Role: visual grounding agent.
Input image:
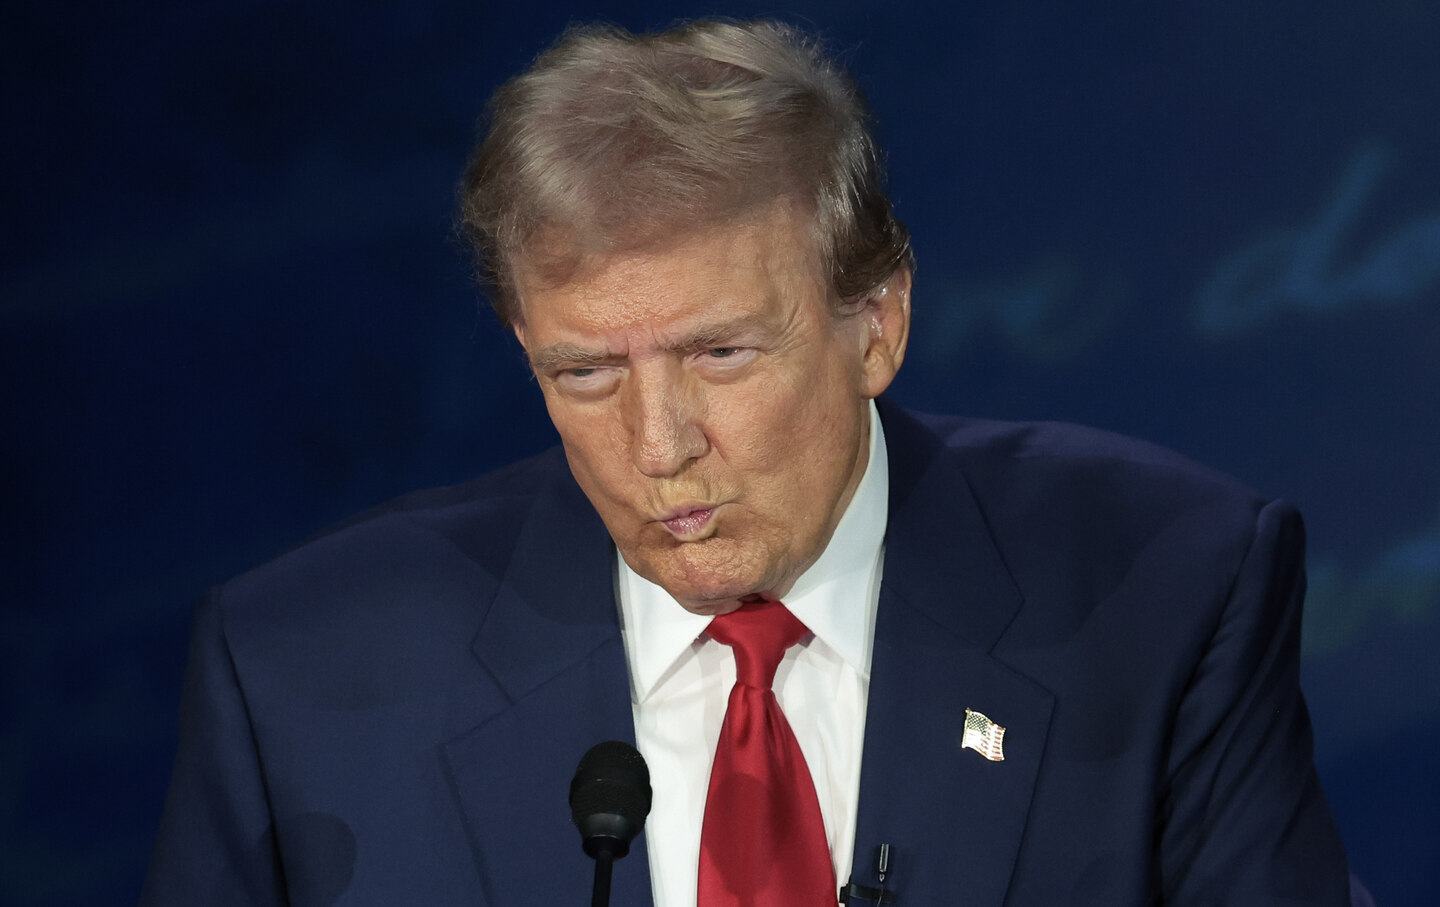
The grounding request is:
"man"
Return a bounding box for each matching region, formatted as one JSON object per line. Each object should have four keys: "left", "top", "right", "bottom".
{"left": 144, "top": 19, "right": 1351, "bottom": 906}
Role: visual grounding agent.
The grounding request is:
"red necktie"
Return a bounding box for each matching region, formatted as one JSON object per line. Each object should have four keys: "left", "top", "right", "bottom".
{"left": 697, "top": 600, "right": 837, "bottom": 906}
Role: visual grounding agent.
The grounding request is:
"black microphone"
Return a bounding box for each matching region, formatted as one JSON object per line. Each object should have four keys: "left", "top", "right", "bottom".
{"left": 842, "top": 843, "right": 897, "bottom": 904}
{"left": 569, "top": 741, "right": 652, "bottom": 907}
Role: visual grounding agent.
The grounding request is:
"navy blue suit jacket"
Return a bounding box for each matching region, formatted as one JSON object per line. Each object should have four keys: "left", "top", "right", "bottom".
{"left": 143, "top": 401, "right": 1350, "bottom": 905}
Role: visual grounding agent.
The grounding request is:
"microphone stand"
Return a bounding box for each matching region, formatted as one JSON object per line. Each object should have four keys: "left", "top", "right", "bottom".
{"left": 590, "top": 847, "right": 615, "bottom": 907}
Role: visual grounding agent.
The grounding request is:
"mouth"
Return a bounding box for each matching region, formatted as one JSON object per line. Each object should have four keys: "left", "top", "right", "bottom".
{"left": 660, "top": 505, "right": 716, "bottom": 540}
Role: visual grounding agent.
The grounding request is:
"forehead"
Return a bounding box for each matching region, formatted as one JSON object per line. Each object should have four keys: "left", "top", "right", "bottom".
{"left": 512, "top": 206, "right": 829, "bottom": 334}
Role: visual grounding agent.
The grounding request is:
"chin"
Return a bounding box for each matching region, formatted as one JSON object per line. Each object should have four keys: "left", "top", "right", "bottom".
{"left": 621, "top": 528, "right": 790, "bottom": 609}
{"left": 673, "top": 597, "right": 748, "bottom": 617}
{"left": 653, "top": 572, "right": 750, "bottom": 611}
{"left": 664, "top": 566, "right": 786, "bottom": 616}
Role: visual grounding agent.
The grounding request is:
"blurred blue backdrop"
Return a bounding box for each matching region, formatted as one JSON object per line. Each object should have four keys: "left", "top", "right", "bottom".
{"left": 4, "top": 1, "right": 1437, "bottom": 904}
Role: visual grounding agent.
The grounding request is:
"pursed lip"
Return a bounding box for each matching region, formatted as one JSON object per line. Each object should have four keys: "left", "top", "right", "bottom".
{"left": 658, "top": 504, "right": 718, "bottom": 540}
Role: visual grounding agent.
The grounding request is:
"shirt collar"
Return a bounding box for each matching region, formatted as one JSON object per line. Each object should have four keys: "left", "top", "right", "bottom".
{"left": 619, "top": 401, "right": 889, "bottom": 702}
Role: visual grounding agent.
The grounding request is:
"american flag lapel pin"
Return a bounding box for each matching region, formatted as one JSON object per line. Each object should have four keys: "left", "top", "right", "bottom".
{"left": 962, "top": 708, "right": 1006, "bottom": 761}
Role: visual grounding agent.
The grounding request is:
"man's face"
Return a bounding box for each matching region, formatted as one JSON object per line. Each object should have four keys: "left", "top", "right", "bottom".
{"left": 514, "top": 206, "right": 909, "bottom": 615}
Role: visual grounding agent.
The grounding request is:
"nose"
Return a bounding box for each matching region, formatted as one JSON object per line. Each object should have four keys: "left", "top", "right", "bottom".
{"left": 628, "top": 366, "right": 708, "bottom": 478}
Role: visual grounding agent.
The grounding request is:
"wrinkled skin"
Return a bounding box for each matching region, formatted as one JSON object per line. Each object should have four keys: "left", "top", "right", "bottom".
{"left": 514, "top": 206, "right": 910, "bottom": 615}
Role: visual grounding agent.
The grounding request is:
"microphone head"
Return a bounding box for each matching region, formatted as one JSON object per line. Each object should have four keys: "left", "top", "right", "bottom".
{"left": 569, "top": 741, "right": 652, "bottom": 860}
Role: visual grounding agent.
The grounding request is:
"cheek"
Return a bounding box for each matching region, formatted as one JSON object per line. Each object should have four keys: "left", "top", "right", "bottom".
{"left": 706, "top": 392, "right": 795, "bottom": 469}
{"left": 548, "top": 405, "right": 624, "bottom": 479}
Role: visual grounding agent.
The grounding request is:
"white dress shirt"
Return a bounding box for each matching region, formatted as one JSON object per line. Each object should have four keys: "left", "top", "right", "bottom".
{"left": 617, "top": 402, "right": 888, "bottom": 907}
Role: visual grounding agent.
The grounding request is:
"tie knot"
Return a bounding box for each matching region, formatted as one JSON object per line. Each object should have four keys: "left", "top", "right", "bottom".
{"left": 706, "top": 600, "right": 807, "bottom": 690}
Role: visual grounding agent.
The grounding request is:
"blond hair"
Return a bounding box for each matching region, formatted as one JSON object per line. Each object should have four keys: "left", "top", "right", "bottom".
{"left": 458, "top": 18, "right": 913, "bottom": 326}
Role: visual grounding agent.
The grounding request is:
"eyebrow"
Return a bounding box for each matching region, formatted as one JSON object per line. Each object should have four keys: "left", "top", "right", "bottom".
{"left": 526, "top": 343, "right": 612, "bottom": 373}
{"left": 526, "top": 318, "right": 762, "bottom": 374}
{"left": 679, "top": 321, "right": 751, "bottom": 350}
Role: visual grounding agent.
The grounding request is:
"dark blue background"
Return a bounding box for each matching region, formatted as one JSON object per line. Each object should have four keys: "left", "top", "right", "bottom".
{"left": 4, "top": 2, "right": 1437, "bottom": 903}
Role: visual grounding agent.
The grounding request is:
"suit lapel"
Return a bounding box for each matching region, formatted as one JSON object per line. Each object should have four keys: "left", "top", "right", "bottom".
{"left": 849, "top": 403, "right": 1055, "bottom": 905}
{"left": 441, "top": 460, "right": 654, "bottom": 905}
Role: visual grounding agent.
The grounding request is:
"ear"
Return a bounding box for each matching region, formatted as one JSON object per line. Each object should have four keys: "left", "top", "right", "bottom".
{"left": 858, "top": 266, "right": 912, "bottom": 399}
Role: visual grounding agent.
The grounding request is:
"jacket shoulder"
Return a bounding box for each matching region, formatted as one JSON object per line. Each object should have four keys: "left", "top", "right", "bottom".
{"left": 237, "top": 447, "right": 567, "bottom": 585}
{"left": 205, "top": 447, "right": 576, "bottom": 705}
{"left": 913, "top": 411, "right": 1277, "bottom": 524}
{"left": 888, "top": 408, "right": 1297, "bottom": 637}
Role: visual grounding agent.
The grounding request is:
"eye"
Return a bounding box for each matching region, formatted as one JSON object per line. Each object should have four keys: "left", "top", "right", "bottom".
{"left": 691, "top": 345, "right": 756, "bottom": 376}
{"left": 552, "top": 364, "right": 618, "bottom": 394}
